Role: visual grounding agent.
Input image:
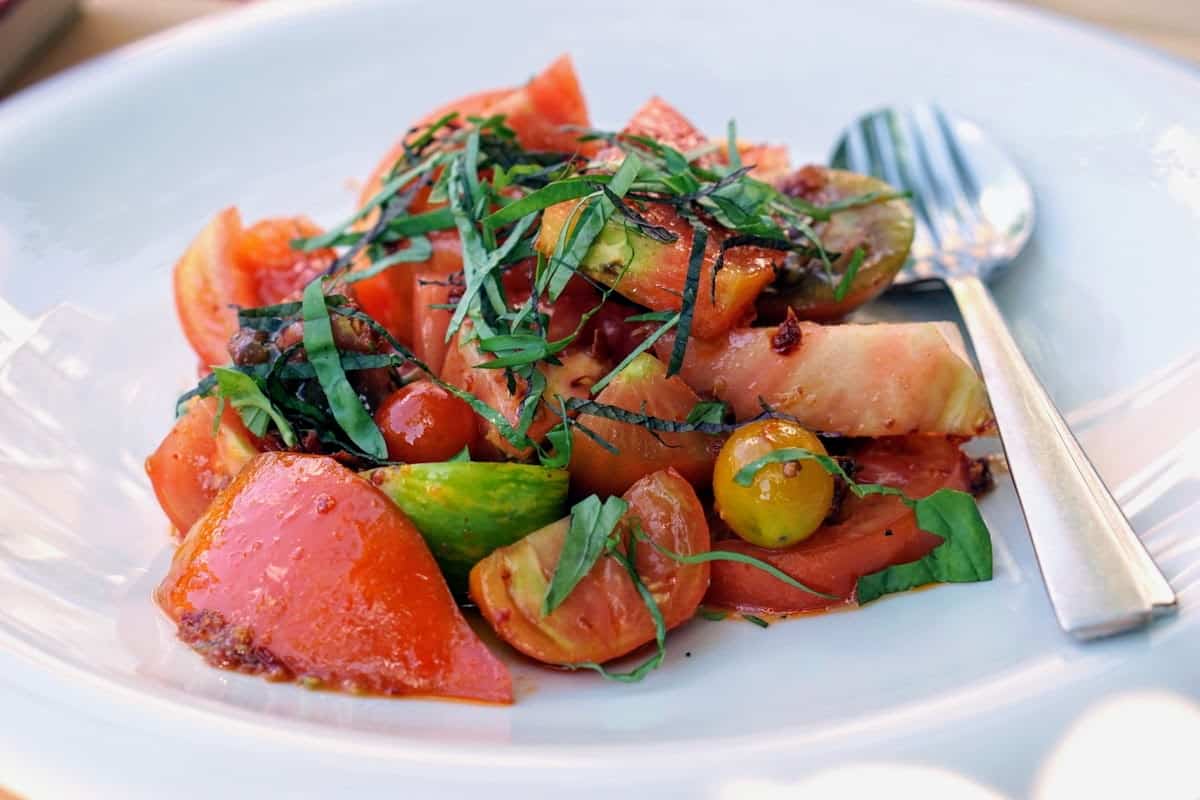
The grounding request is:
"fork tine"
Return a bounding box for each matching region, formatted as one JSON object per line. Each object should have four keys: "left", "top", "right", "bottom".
{"left": 907, "top": 105, "right": 986, "bottom": 238}
{"left": 866, "top": 110, "right": 948, "bottom": 253}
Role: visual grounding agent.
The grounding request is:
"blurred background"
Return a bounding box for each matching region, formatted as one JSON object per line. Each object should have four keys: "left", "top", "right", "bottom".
{"left": 0, "top": 0, "right": 1197, "bottom": 102}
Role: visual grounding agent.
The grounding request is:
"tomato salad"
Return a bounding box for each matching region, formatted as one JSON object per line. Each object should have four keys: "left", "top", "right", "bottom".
{"left": 147, "top": 56, "right": 996, "bottom": 704}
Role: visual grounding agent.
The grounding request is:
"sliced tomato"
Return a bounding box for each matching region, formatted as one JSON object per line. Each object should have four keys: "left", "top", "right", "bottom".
{"left": 569, "top": 353, "right": 721, "bottom": 499}
{"left": 157, "top": 452, "right": 512, "bottom": 702}
{"left": 470, "top": 469, "right": 710, "bottom": 666}
{"left": 705, "top": 436, "right": 974, "bottom": 614}
{"left": 144, "top": 397, "right": 258, "bottom": 535}
{"left": 660, "top": 318, "right": 995, "bottom": 437}
{"left": 174, "top": 210, "right": 334, "bottom": 366}
{"left": 411, "top": 266, "right": 458, "bottom": 375}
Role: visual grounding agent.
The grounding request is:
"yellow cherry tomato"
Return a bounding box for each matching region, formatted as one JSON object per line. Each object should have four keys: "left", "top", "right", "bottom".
{"left": 713, "top": 419, "right": 834, "bottom": 549}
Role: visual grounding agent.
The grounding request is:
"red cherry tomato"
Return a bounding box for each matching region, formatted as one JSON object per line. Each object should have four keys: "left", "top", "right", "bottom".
{"left": 156, "top": 452, "right": 512, "bottom": 702}
{"left": 373, "top": 380, "right": 478, "bottom": 464}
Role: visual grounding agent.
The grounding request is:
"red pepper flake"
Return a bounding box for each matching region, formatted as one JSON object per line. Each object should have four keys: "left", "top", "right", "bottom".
{"left": 770, "top": 310, "right": 803, "bottom": 355}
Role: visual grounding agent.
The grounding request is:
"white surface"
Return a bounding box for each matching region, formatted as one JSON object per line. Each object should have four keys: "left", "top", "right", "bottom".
{"left": 0, "top": 1, "right": 1198, "bottom": 797}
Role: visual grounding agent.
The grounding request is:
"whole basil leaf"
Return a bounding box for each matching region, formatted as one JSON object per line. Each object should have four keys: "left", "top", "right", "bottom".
{"left": 856, "top": 489, "right": 993, "bottom": 604}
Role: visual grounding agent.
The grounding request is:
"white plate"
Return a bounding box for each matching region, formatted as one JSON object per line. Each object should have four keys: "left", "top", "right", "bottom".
{"left": 2, "top": 1, "right": 1199, "bottom": 797}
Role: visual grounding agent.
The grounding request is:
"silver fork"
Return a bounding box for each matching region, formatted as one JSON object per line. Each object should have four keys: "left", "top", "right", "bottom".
{"left": 832, "top": 105, "right": 1176, "bottom": 639}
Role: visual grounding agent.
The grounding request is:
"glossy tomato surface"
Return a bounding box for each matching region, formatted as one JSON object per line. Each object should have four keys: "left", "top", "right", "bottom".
{"left": 705, "top": 436, "right": 974, "bottom": 614}
{"left": 469, "top": 469, "right": 710, "bottom": 666}
{"left": 144, "top": 396, "right": 257, "bottom": 535}
{"left": 374, "top": 380, "right": 478, "bottom": 463}
{"left": 156, "top": 452, "right": 512, "bottom": 702}
{"left": 173, "top": 209, "right": 334, "bottom": 366}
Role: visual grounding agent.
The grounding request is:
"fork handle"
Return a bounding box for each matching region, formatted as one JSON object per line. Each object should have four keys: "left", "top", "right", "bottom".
{"left": 946, "top": 274, "right": 1176, "bottom": 639}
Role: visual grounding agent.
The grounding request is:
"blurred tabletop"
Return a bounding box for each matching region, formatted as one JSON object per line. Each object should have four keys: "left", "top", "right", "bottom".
{"left": 2, "top": 0, "right": 1198, "bottom": 101}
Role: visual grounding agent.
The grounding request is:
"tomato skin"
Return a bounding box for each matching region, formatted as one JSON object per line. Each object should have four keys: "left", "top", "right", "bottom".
{"left": 569, "top": 354, "right": 721, "bottom": 499}
{"left": 144, "top": 397, "right": 258, "bottom": 535}
{"left": 353, "top": 230, "right": 462, "bottom": 347}
{"left": 174, "top": 210, "right": 335, "bottom": 367}
{"left": 704, "top": 436, "right": 973, "bottom": 614}
{"left": 173, "top": 208, "right": 254, "bottom": 367}
{"left": 231, "top": 217, "right": 332, "bottom": 306}
{"left": 469, "top": 469, "right": 710, "bottom": 666}
{"left": 374, "top": 380, "right": 478, "bottom": 463}
{"left": 156, "top": 452, "right": 512, "bottom": 702}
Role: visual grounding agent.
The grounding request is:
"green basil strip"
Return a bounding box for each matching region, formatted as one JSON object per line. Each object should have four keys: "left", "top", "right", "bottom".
{"left": 292, "top": 152, "right": 442, "bottom": 252}
{"left": 832, "top": 246, "right": 866, "bottom": 302}
{"left": 211, "top": 367, "right": 296, "bottom": 446}
{"left": 589, "top": 312, "right": 680, "bottom": 395}
{"left": 685, "top": 400, "right": 727, "bottom": 426}
{"left": 665, "top": 213, "right": 708, "bottom": 376}
{"left": 483, "top": 177, "right": 604, "bottom": 229}
{"left": 300, "top": 279, "right": 388, "bottom": 459}
{"left": 632, "top": 526, "right": 838, "bottom": 601}
{"left": 566, "top": 542, "right": 667, "bottom": 683}
{"left": 542, "top": 495, "right": 629, "bottom": 616}
{"left": 543, "top": 152, "right": 642, "bottom": 300}
{"left": 343, "top": 237, "right": 434, "bottom": 284}
{"left": 382, "top": 207, "right": 456, "bottom": 239}
{"left": 856, "top": 489, "right": 993, "bottom": 604}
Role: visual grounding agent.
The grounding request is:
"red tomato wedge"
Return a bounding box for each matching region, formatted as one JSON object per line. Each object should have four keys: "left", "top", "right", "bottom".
{"left": 144, "top": 397, "right": 258, "bottom": 535}
{"left": 705, "top": 436, "right": 974, "bottom": 614}
{"left": 537, "top": 97, "right": 778, "bottom": 340}
{"left": 173, "top": 208, "right": 253, "bottom": 367}
{"left": 569, "top": 353, "right": 722, "bottom": 499}
{"left": 156, "top": 452, "right": 512, "bottom": 702}
{"left": 174, "top": 210, "right": 334, "bottom": 366}
{"left": 661, "top": 318, "right": 995, "bottom": 437}
{"left": 470, "top": 469, "right": 710, "bottom": 666}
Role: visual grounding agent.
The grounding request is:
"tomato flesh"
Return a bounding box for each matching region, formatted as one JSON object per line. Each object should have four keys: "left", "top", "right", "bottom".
{"left": 374, "top": 380, "right": 478, "bottom": 463}
{"left": 569, "top": 353, "right": 721, "bottom": 499}
{"left": 144, "top": 397, "right": 258, "bottom": 535}
{"left": 469, "top": 469, "right": 710, "bottom": 666}
{"left": 353, "top": 229, "right": 462, "bottom": 347}
{"left": 156, "top": 452, "right": 512, "bottom": 702}
{"left": 704, "top": 436, "right": 973, "bottom": 614}
{"left": 174, "top": 210, "right": 334, "bottom": 367}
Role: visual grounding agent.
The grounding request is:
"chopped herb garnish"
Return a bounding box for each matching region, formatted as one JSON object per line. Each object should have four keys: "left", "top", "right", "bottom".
{"left": 742, "top": 614, "right": 770, "bottom": 628}
{"left": 542, "top": 495, "right": 629, "bottom": 616}
{"left": 211, "top": 367, "right": 296, "bottom": 446}
{"left": 300, "top": 279, "right": 388, "bottom": 460}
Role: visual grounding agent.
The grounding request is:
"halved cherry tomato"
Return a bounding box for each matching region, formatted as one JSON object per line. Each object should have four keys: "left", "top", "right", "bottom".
{"left": 470, "top": 469, "right": 710, "bottom": 666}
{"left": 157, "top": 452, "right": 512, "bottom": 702}
{"left": 704, "top": 436, "right": 973, "bottom": 614}
{"left": 144, "top": 396, "right": 258, "bottom": 535}
{"left": 569, "top": 353, "right": 721, "bottom": 499}
{"left": 374, "top": 380, "right": 478, "bottom": 463}
{"left": 174, "top": 210, "right": 334, "bottom": 366}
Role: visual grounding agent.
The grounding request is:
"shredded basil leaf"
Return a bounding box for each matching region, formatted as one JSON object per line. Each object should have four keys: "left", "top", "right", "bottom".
{"left": 211, "top": 367, "right": 296, "bottom": 446}
{"left": 300, "top": 279, "right": 388, "bottom": 459}
{"left": 542, "top": 495, "right": 629, "bottom": 616}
